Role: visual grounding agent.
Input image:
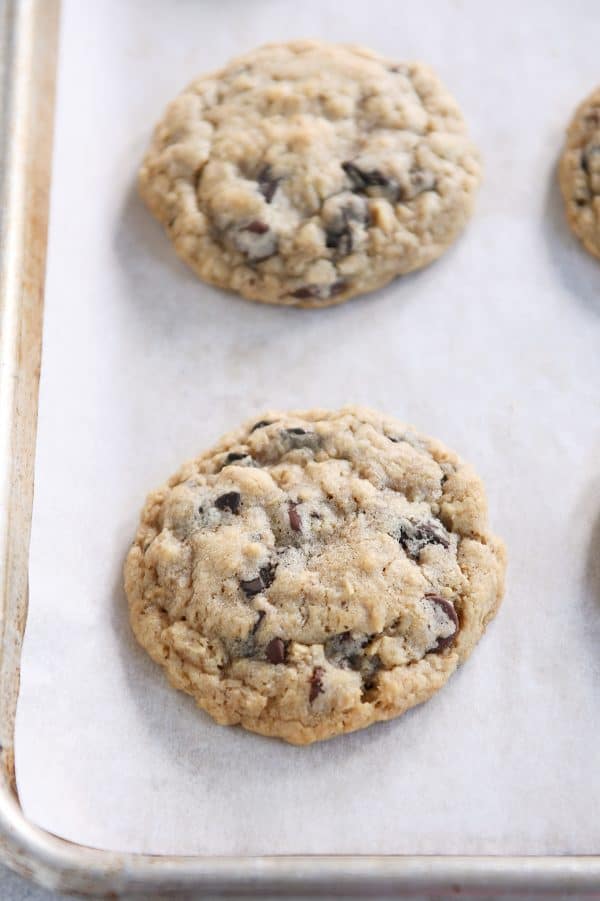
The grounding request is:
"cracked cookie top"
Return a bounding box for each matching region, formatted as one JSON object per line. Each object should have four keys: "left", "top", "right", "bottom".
{"left": 139, "top": 41, "right": 481, "bottom": 307}
{"left": 560, "top": 86, "right": 600, "bottom": 260}
{"left": 125, "top": 406, "right": 506, "bottom": 744}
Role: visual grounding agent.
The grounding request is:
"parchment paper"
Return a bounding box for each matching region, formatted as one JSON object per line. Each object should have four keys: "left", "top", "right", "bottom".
{"left": 14, "top": 0, "right": 600, "bottom": 855}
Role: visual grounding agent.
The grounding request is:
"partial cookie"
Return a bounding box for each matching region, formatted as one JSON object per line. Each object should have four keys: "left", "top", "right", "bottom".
{"left": 125, "top": 406, "right": 506, "bottom": 745}
{"left": 139, "top": 41, "right": 481, "bottom": 307}
{"left": 559, "top": 86, "right": 600, "bottom": 259}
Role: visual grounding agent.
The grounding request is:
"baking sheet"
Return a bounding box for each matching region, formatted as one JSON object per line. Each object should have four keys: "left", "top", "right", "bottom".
{"left": 14, "top": 0, "right": 600, "bottom": 856}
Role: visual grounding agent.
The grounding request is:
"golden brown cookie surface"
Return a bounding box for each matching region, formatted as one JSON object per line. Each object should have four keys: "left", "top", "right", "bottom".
{"left": 559, "top": 87, "right": 600, "bottom": 260}
{"left": 139, "top": 41, "right": 481, "bottom": 307}
{"left": 125, "top": 407, "right": 505, "bottom": 744}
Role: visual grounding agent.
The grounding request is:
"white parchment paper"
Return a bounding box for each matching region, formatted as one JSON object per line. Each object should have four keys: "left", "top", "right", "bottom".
{"left": 14, "top": 0, "right": 600, "bottom": 855}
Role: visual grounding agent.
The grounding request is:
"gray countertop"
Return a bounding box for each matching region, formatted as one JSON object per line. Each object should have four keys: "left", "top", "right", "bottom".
{"left": 0, "top": 864, "right": 70, "bottom": 900}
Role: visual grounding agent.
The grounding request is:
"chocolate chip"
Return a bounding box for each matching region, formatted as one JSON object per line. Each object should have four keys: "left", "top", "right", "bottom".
{"left": 397, "top": 519, "right": 450, "bottom": 559}
{"left": 240, "top": 577, "right": 264, "bottom": 597}
{"left": 291, "top": 285, "right": 319, "bottom": 300}
{"left": 288, "top": 502, "right": 302, "bottom": 532}
{"left": 282, "top": 428, "right": 321, "bottom": 451}
{"left": 361, "top": 655, "right": 382, "bottom": 693}
{"left": 257, "top": 165, "right": 280, "bottom": 204}
{"left": 265, "top": 637, "right": 287, "bottom": 664}
{"left": 342, "top": 161, "right": 401, "bottom": 202}
{"left": 215, "top": 491, "right": 241, "bottom": 514}
{"left": 325, "top": 634, "right": 382, "bottom": 691}
{"left": 259, "top": 561, "right": 277, "bottom": 589}
{"left": 329, "top": 280, "right": 347, "bottom": 296}
{"left": 322, "top": 192, "right": 368, "bottom": 258}
{"left": 326, "top": 225, "right": 353, "bottom": 255}
{"left": 291, "top": 282, "right": 348, "bottom": 300}
{"left": 251, "top": 610, "right": 266, "bottom": 634}
{"left": 250, "top": 420, "right": 272, "bottom": 432}
{"left": 426, "top": 594, "right": 459, "bottom": 652}
{"left": 225, "top": 452, "right": 249, "bottom": 464}
{"left": 342, "top": 161, "right": 389, "bottom": 190}
{"left": 325, "top": 631, "right": 368, "bottom": 668}
{"left": 309, "top": 666, "right": 325, "bottom": 702}
{"left": 244, "top": 220, "right": 270, "bottom": 234}
{"left": 241, "top": 561, "right": 277, "bottom": 599}
{"left": 233, "top": 222, "right": 277, "bottom": 261}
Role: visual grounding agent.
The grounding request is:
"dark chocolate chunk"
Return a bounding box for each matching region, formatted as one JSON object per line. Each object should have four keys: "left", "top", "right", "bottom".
{"left": 225, "top": 452, "right": 249, "bottom": 464}
{"left": 325, "top": 631, "right": 367, "bottom": 668}
{"left": 244, "top": 220, "right": 270, "bottom": 234}
{"left": 215, "top": 491, "right": 241, "bottom": 514}
{"left": 426, "top": 594, "right": 459, "bottom": 652}
{"left": 241, "top": 561, "right": 277, "bottom": 599}
{"left": 257, "top": 165, "right": 280, "bottom": 204}
{"left": 326, "top": 225, "right": 353, "bottom": 255}
{"left": 397, "top": 519, "right": 450, "bottom": 559}
{"left": 265, "top": 637, "right": 287, "bottom": 664}
{"left": 291, "top": 282, "right": 347, "bottom": 300}
{"left": 288, "top": 502, "right": 302, "bottom": 532}
{"left": 233, "top": 221, "right": 277, "bottom": 262}
{"left": 251, "top": 610, "right": 266, "bottom": 634}
{"left": 250, "top": 420, "right": 272, "bottom": 432}
{"left": 259, "top": 561, "right": 277, "bottom": 589}
{"left": 291, "top": 285, "right": 319, "bottom": 300}
{"left": 342, "top": 161, "right": 401, "bottom": 202}
{"left": 361, "top": 654, "right": 382, "bottom": 691}
{"left": 322, "top": 192, "right": 368, "bottom": 258}
{"left": 329, "top": 280, "right": 347, "bottom": 296}
{"left": 282, "top": 428, "right": 321, "bottom": 451}
{"left": 240, "top": 577, "right": 264, "bottom": 598}
{"left": 325, "top": 634, "right": 382, "bottom": 687}
{"left": 342, "top": 161, "right": 389, "bottom": 190}
{"left": 309, "top": 666, "right": 325, "bottom": 702}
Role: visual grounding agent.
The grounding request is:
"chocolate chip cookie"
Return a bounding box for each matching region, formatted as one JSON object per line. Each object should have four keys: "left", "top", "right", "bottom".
{"left": 559, "top": 86, "right": 600, "bottom": 259}
{"left": 125, "top": 407, "right": 505, "bottom": 744}
{"left": 139, "top": 41, "right": 481, "bottom": 307}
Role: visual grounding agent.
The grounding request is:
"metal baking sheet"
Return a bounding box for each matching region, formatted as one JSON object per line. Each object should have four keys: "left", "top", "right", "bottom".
{"left": 2, "top": 0, "right": 600, "bottom": 895}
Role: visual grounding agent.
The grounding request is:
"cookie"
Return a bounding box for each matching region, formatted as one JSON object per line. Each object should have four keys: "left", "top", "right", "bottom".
{"left": 125, "top": 407, "right": 505, "bottom": 745}
{"left": 559, "top": 86, "right": 600, "bottom": 259}
{"left": 139, "top": 41, "right": 481, "bottom": 307}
